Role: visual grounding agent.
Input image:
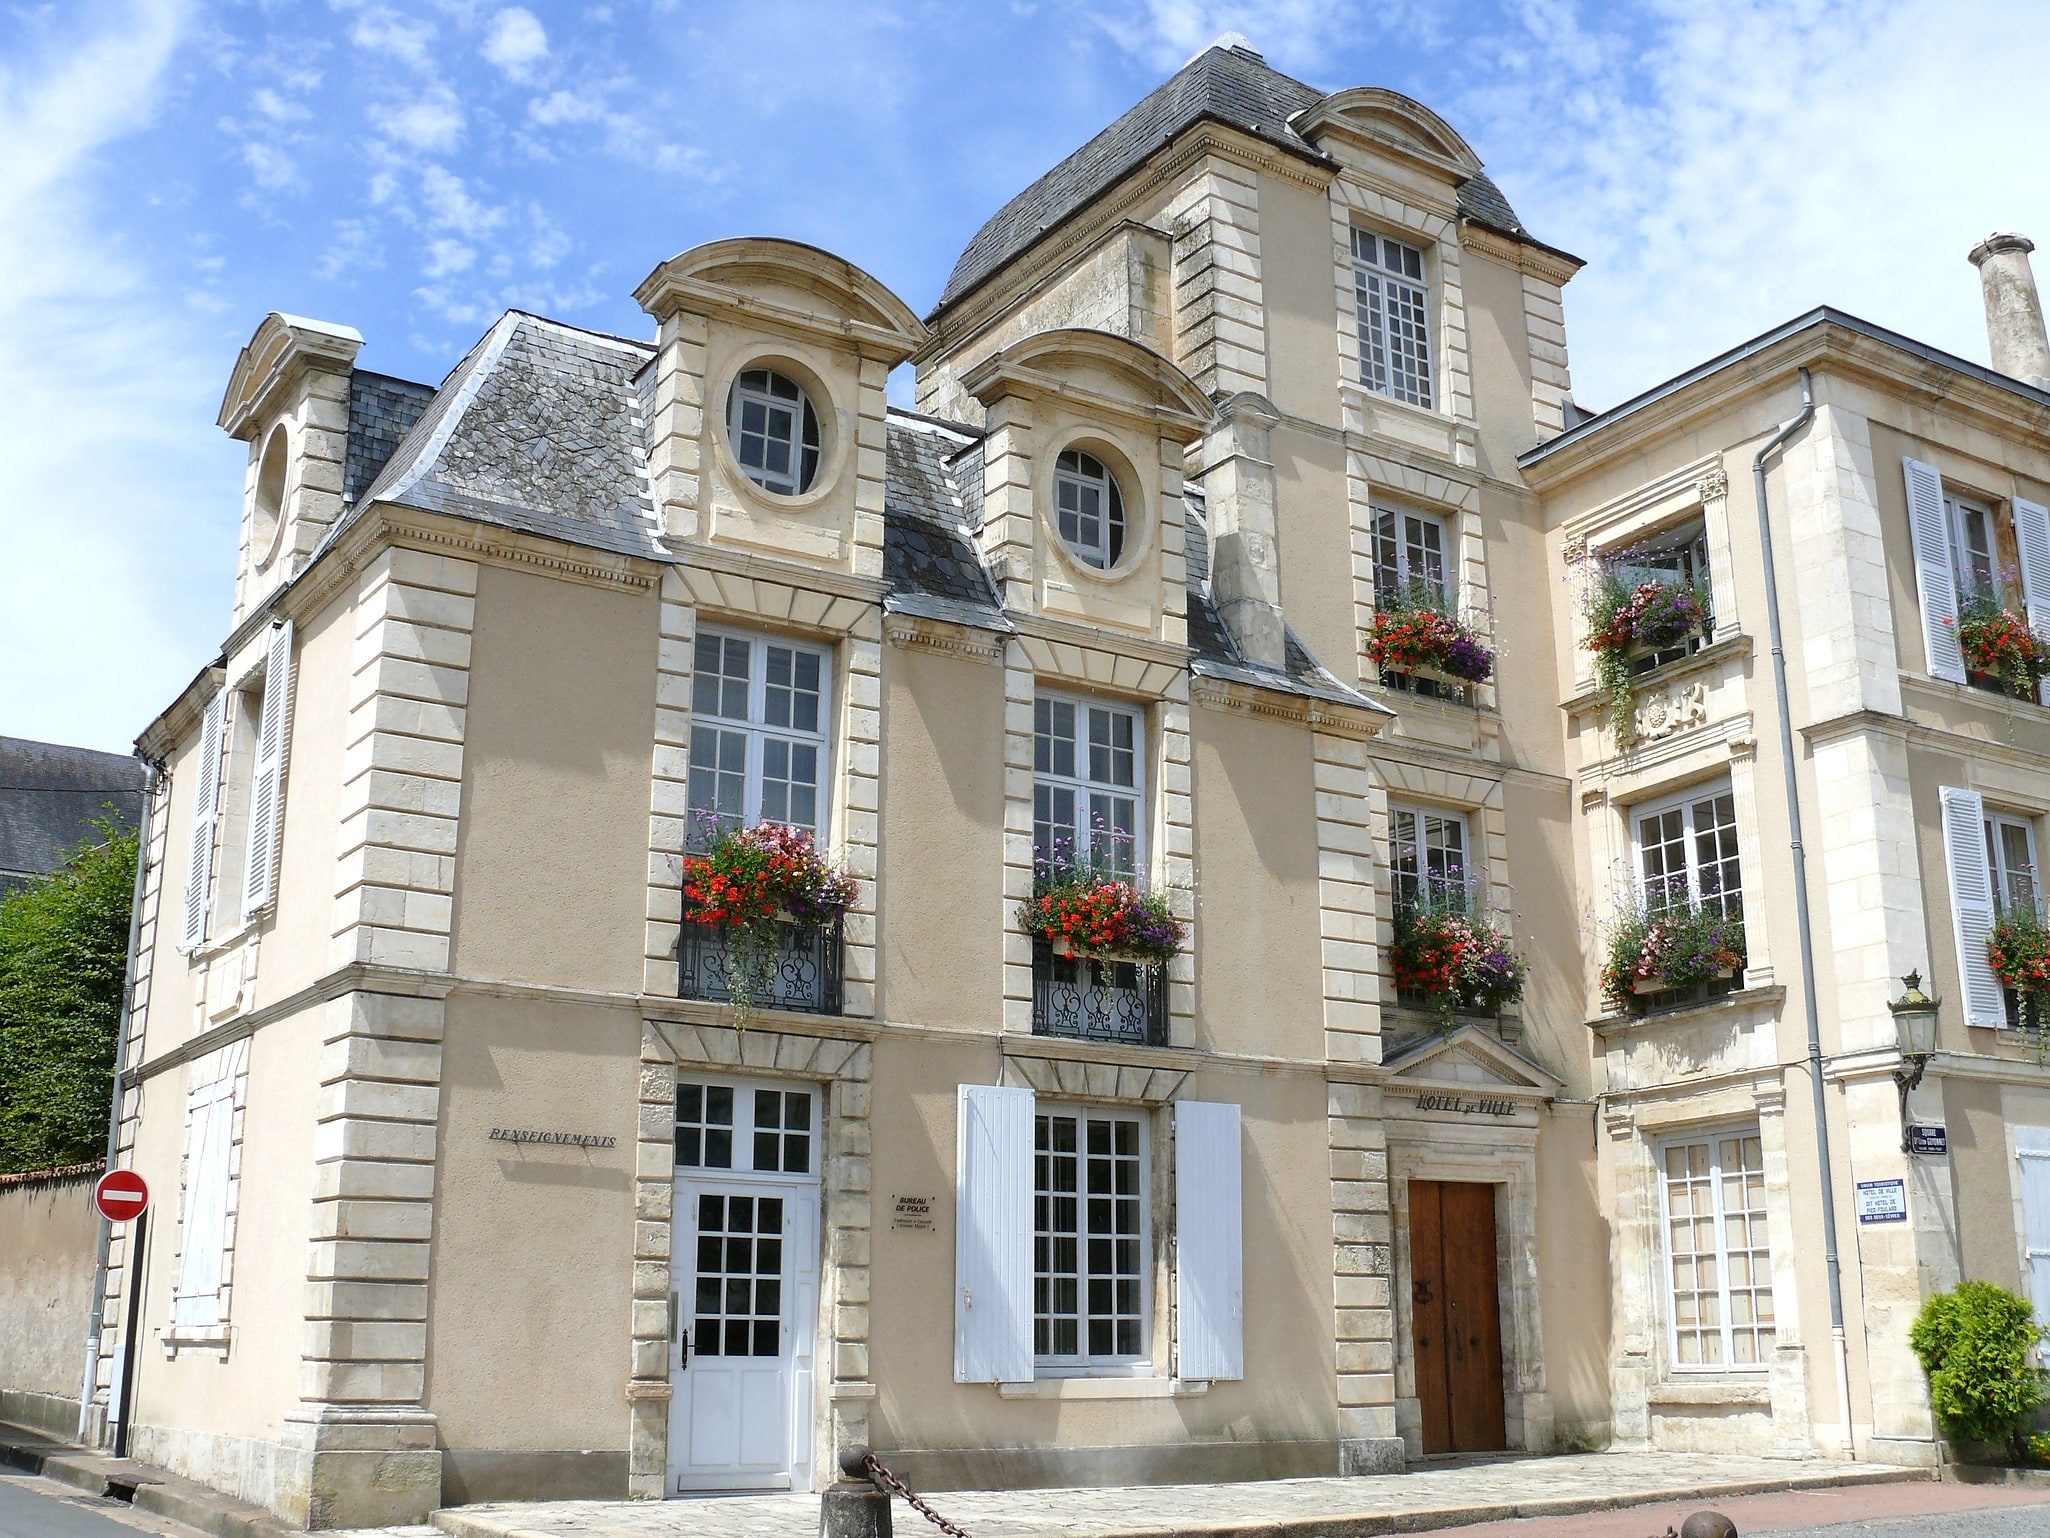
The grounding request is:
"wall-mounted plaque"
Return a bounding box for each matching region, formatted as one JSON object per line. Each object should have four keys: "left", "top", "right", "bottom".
{"left": 1856, "top": 1178, "right": 1907, "bottom": 1224}
{"left": 1906, "top": 1124, "right": 1948, "bottom": 1157}
{"left": 891, "top": 1194, "right": 935, "bottom": 1232}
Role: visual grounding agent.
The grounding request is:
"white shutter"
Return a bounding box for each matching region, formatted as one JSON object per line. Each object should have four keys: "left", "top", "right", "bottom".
{"left": 2018, "top": 1128, "right": 2050, "bottom": 1327}
{"left": 2013, "top": 497, "right": 2050, "bottom": 703}
{"left": 173, "top": 1076, "right": 235, "bottom": 1327}
{"left": 1174, "top": 1099, "right": 1244, "bottom": 1382}
{"left": 954, "top": 1083, "right": 1034, "bottom": 1383}
{"left": 1941, "top": 785, "right": 2006, "bottom": 1026}
{"left": 1905, "top": 457, "right": 1965, "bottom": 683}
{"left": 180, "top": 693, "right": 226, "bottom": 952}
{"left": 241, "top": 620, "right": 295, "bottom": 918}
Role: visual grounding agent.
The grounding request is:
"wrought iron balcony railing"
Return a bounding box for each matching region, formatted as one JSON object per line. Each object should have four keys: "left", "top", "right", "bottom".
{"left": 1030, "top": 938, "right": 1168, "bottom": 1046}
{"left": 678, "top": 915, "right": 844, "bottom": 1017}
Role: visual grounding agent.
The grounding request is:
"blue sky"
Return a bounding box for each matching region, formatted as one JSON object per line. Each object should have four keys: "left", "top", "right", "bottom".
{"left": 6, "top": 0, "right": 2050, "bottom": 751}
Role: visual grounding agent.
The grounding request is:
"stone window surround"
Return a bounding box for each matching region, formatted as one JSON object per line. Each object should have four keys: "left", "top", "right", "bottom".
{"left": 629, "top": 1018, "right": 875, "bottom": 1500}
{"left": 711, "top": 351, "right": 847, "bottom": 514}
{"left": 1328, "top": 178, "right": 1472, "bottom": 431}
{"left": 161, "top": 1038, "right": 252, "bottom": 1358}
{"left": 1346, "top": 451, "right": 1492, "bottom": 711}
{"left": 643, "top": 564, "right": 884, "bottom": 1014}
{"left": 1384, "top": 1121, "right": 1548, "bottom": 1458}
{"left": 1602, "top": 1084, "right": 1812, "bottom": 1452}
{"left": 1039, "top": 430, "right": 1156, "bottom": 586}
{"left": 1580, "top": 726, "right": 1775, "bottom": 1002}
{"left": 999, "top": 638, "right": 1194, "bottom": 1042}
{"left": 1559, "top": 458, "right": 1743, "bottom": 699}
{"left": 1366, "top": 764, "right": 1517, "bottom": 1022}
{"left": 1648, "top": 1120, "right": 1776, "bottom": 1376}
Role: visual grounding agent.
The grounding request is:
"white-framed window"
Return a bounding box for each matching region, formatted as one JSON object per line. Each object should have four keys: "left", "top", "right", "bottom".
{"left": 1054, "top": 449, "right": 1126, "bottom": 570}
{"left": 727, "top": 368, "right": 822, "bottom": 496}
{"left": 1372, "top": 503, "right": 1449, "bottom": 606}
{"left": 1611, "top": 519, "right": 1713, "bottom": 672}
{"left": 1633, "top": 782, "right": 1742, "bottom": 918}
{"left": 1352, "top": 227, "right": 1433, "bottom": 409}
{"left": 674, "top": 1077, "right": 815, "bottom": 1178}
{"left": 1034, "top": 1104, "right": 1147, "bottom": 1366}
{"left": 1389, "top": 803, "right": 1470, "bottom": 913}
{"left": 687, "top": 628, "right": 832, "bottom": 848}
{"left": 1947, "top": 490, "right": 2001, "bottom": 606}
{"left": 171, "top": 1062, "right": 242, "bottom": 1331}
{"left": 1033, "top": 692, "right": 1143, "bottom": 879}
{"left": 1986, "top": 809, "right": 2041, "bottom": 1030}
{"left": 1659, "top": 1130, "right": 1775, "bottom": 1369}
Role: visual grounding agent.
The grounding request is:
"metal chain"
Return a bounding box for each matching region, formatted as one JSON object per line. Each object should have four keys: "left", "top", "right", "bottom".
{"left": 861, "top": 1450, "right": 974, "bottom": 1538}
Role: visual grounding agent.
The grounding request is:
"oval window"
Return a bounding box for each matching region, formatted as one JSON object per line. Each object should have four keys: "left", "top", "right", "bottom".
{"left": 727, "top": 368, "right": 823, "bottom": 496}
{"left": 252, "top": 426, "right": 288, "bottom": 562}
{"left": 1054, "top": 449, "right": 1125, "bottom": 570}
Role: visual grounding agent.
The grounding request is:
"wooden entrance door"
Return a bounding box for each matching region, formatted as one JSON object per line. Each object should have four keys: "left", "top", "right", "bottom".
{"left": 1409, "top": 1180, "right": 1507, "bottom": 1454}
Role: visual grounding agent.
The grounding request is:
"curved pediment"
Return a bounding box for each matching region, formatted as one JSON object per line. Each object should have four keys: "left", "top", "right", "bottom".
{"left": 959, "top": 327, "right": 1214, "bottom": 441}
{"left": 1292, "top": 87, "right": 1484, "bottom": 177}
{"left": 217, "top": 312, "right": 364, "bottom": 440}
{"left": 634, "top": 236, "right": 929, "bottom": 362}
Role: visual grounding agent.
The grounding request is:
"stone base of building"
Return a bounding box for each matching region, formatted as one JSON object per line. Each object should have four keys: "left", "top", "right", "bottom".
{"left": 888, "top": 1437, "right": 1344, "bottom": 1491}
{"left": 128, "top": 1416, "right": 443, "bottom": 1530}
{"left": 1339, "top": 1435, "right": 1407, "bottom": 1475}
{"left": 1863, "top": 1434, "right": 1943, "bottom": 1468}
{"left": 441, "top": 1448, "right": 630, "bottom": 1505}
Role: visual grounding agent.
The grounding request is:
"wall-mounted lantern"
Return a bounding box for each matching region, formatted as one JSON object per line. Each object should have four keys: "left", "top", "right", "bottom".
{"left": 1890, "top": 971, "right": 1941, "bottom": 1153}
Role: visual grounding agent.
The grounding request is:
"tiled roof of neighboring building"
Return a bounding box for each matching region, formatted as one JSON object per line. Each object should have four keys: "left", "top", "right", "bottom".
{"left": 344, "top": 371, "right": 436, "bottom": 505}
{"left": 339, "top": 312, "right": 662, "bottom": 561}
{"left": 0, "top": 737, "right": 147, "bottom": 897}
{"left": 935, "top": 42, "right": 1544, "bottom": 312}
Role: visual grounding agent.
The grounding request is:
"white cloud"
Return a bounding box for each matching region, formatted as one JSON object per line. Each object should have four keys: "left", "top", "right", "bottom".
{"left": 350, "top": 7, "right": 436, "bottom": 72}
{"left": 528, "top": 88, "right": 605, "bottom": 126}
{"left": 424, "top": 236, "right": 475, "bottom": 276}
{"left": 242, "top": 139, "right": 300, "bottom": 191}
{"left": 483, "top": 7, "right": 549, "bottom": 79}
{"left": 419, "top": 164, "right": 504, "bottom": 237}
{"left": 371, "top": 87, "right": 465, "bottom": 152}
{"left": 0, "top": 0, "right": 242, "bottom": 752}
{"left": 251, "top": 85, "right": 308, "bottom": 122}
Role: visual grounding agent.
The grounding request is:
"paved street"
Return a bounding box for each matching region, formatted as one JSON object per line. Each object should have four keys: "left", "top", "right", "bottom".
{"left": 401, "top": 1453, "right": 1926, "bottom": 1538}
{"left": 1429, "top": 1478, "right": 2050, "bottom": 1534}
{"left": 0, "top": 1471, "right": 207, "bottom": 1538}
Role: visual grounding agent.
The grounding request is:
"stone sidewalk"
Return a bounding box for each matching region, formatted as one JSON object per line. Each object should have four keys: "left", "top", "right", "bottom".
{"left": 390, "top": 1452, "right": 1928, "bottom": 1538}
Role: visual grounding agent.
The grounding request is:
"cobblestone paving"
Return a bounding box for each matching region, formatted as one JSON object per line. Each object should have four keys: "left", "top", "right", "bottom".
{"left": 402, "top": 1453, "right": 1924, "bottom": 1538}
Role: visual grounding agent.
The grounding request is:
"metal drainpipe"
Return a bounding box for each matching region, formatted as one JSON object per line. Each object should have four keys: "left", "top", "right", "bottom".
{"left": 78, "top": 758, "right": 159, "bottom": 1445}
{"left": 1751, "top": 368, "right": 1856, "bottom": 1457}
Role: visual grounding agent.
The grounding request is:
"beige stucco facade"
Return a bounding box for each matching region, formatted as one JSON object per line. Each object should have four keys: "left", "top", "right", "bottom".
{"left": 71, "top": 33, "right": 2050, "bottom": 1534}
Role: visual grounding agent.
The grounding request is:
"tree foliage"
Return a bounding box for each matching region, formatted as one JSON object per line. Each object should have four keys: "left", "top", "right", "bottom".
{"left": 1909, "top": 1280, "right": 2048, "bottom": 1449}
{"left": 0, "top": 818, "right": 136, "bottom": 1173}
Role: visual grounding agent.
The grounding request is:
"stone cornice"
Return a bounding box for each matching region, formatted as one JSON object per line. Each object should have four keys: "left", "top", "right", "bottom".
{"left": 1457, "top": 221, "right": 1584, "bottom": 285}
{"left": 881, "top": 612, "right": 1007, "bottom": 665}
{"left": 1189, "top": 674, "right": 1388, "bottom": 739}
{"left": 1522, "top": 316, "right": 2050, "bottom": 490}
{"left": 1561, "top": 634, "right": 1754, "bottom": 719}
{"left": 666, "top": 535, "right": 889, "bottom": 612}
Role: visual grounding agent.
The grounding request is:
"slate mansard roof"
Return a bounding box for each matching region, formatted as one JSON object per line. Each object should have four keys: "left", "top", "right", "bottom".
{"left": 322, "top": 304, "right": 1367, "bottom": 713}
{"left": 0, "top": 737, "right": 147, "bottom": 897}
{"left": 936, "top": 41, "right": 1541, "bottom": 310}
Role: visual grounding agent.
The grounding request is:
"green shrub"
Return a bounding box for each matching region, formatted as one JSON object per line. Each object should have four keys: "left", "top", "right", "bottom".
{"left": 1908, "top": 1281, "right": 2048, "bottom": 1448}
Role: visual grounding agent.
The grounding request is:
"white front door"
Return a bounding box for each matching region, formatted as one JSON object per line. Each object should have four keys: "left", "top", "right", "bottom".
{"left": 668, "top": 1077, "right": 820, "bottom": 1493}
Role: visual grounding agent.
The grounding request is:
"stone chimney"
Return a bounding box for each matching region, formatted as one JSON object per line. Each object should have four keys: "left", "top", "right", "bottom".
{"left": 1201, "top": 392, "right": 1286, "bottom": 670}
{"left": 1969, "top": 233, "right": 2050, "bottom": 391}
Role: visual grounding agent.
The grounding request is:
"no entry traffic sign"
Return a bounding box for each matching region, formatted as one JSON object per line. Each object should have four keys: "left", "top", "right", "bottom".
{"left": 94, "top": 1169, "right": 149, "bottom": 1224}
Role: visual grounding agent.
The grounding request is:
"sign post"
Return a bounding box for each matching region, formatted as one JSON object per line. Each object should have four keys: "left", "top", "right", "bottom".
{"left": 94, "top": 1171, "right": 150, "bottom": 1458}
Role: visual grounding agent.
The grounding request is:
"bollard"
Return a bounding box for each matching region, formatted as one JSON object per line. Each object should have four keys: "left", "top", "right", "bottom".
{"left": 1679, "top": 1512, "right": 1737, "bottom": 1538}
{"left": 820, "top": 1444, "right": 893, "bottom": 1538}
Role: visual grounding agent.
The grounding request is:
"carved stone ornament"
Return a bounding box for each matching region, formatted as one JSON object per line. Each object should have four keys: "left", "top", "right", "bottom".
{"left": 1697, "top": 467, "right": 1730, "bottom": 502}
{"left": 1622, "top": 679, "right": 1708, "bottom": 745}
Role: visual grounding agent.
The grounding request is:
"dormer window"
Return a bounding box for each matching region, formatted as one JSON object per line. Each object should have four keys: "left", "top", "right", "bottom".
{"left": 1352, "top": 228, "right": 1433, "bottom": 409}
{"left": 728, "top": 368, "right": 822, "bottom": 496}
{"left": 1054, "top": 449, "right": 1125, "bottom": 569}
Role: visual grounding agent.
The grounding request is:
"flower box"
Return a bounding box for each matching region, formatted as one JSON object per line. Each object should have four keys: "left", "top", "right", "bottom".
{"left": 680, "top": 820, "right": 856, "bottom": 1023}
{"left": 1955, "top": 598, "right": 2050, "bottom": 699}
{"left": 1391, "top": 901, "right": 1525, "bottom": 1018}
{"left": 1632, "top": 966, "right": 1736, "bottom": 995}
{"left": 1368, "top": 589, "right": 1494, "bottom": 686}
{"left": 1020, "top": 867, "right": 1183, "bottom": 967}
{"left": 1577, "top": 558, "right": 1713, "bottom": 733}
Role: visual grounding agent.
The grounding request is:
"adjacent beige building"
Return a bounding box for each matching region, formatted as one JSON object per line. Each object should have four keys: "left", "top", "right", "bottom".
{"left": 73, "top": 33, "right": 2050, "bottom": 1531}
